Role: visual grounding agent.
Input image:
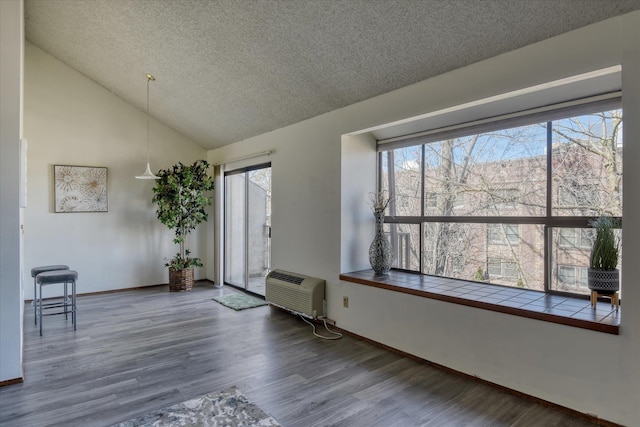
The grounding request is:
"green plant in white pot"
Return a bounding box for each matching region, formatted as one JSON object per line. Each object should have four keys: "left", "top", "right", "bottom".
{"left": 587, "top": 216, "right": 621, "bottom": 293}
{"left": 152, "top": 160, "right": 214, "bottom": 292}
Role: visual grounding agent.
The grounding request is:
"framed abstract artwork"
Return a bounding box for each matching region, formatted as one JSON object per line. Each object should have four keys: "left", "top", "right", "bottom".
{"left": 54, "top": 165, "right": 108, "bottom": 213}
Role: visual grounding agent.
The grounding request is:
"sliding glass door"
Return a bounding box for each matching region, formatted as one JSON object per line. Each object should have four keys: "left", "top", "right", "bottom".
{"left": 224, "top": 163, "right": 271, "bottom": 295}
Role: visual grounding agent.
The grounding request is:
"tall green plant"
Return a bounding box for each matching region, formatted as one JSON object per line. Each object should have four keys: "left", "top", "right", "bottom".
{"left": 152, "top": 160, "right": 214, "bottom": 269}
{"left": 589, "top": 216, "right": 621, "bottom": 271}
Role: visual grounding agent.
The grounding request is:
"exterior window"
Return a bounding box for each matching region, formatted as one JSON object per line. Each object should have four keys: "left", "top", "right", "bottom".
{"left": 558, "top": 265, "right": 588, "bottom": 289}
{"left": 488, "top": 258, "right": 519, "bottom": 280}
{"left": 425, "top": 192, "right": 438, "bottom": 208}
{"left": 558, "top": 228, "right": 594, "bottom": 249}
{"left": 380, "top": 105, "right": 622, "bottom": 296}
{"left": 551, "top": 226, "right": 619, "bottom": 295}
{"left": 488, "top": 224, "right": 519, "bottom": 245}
{"left": 558, "top": 182, "right": 599, "bottom": 210}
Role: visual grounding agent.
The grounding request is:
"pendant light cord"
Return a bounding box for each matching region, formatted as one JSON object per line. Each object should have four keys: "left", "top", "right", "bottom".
{"left": 146, "top": 74, "right": 152, "bottom": 164}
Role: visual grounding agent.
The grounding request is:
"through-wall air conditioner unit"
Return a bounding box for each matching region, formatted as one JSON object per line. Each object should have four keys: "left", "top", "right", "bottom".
{"left": 266, "top": 269, "right": 325, "bottom": 318}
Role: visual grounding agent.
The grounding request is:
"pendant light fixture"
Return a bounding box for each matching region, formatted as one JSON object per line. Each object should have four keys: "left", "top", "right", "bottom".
{"left": 135, "top": 73, "right": 159, "bottom": 179}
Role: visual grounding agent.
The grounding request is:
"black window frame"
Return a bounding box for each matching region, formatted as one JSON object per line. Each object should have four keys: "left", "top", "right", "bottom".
{"left": 377, "top": 95, "right": 622, "bottom": 297}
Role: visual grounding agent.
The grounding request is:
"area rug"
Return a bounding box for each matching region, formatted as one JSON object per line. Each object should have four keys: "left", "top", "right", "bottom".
{"left": 111, "top": 386, "right": 281, "bottom": 427}
{"left": 212, "top": 293, "right": 268, "bottom": 311}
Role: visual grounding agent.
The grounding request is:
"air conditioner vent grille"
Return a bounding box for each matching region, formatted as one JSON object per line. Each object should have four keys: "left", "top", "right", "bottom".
{"left": 266, "top": 269, "right": 325, "bottom": 318}
{"left": 269, "top": 271, "right": 304, "bottom": 285}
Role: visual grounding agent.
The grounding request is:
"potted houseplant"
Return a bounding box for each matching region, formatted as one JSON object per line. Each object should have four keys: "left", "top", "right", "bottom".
{"left": 152, "top": 160, "right": 214, "bottom": 292}
{"left": 587, "top": 215, "right": 621, "bottom": 293}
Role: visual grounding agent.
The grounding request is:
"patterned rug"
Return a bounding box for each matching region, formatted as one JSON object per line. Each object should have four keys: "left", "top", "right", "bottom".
{"left": 111, "top": 386, "right": 281, "bottom": 427}
{"left": 212, "top": 293, "right": 268, "bottom": 311}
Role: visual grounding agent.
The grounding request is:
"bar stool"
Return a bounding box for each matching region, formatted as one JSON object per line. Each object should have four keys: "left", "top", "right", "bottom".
{"left": 31, "top": 265, "right": 69, "bottom": 324}
{"left": 35, "top": 270, "right": 78, "bottom": 336}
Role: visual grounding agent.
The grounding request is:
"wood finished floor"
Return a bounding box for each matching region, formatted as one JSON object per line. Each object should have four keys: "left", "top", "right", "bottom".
{"left": 0, "top": 283, "right": 600, "bottom": 427}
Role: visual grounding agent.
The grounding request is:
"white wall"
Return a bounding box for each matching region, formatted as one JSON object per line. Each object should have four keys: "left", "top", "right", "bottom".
{"left": 23, "top": 43, "right": 209, "bottom": 299}
{"left": 208, "top": 117, "right": 343, "bottom": 282}
{"left": 0, "top": 0, "right": 24, "bottom": 384}
{"left": 340, "top": 133, "right": 376, "bottom": 273}
{"left": 209, "top": 12, "right": 640, "bottom": 425}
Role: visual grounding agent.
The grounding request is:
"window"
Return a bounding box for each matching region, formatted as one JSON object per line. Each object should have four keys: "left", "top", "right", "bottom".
{"left": 558, "top": 182, "right": 600, "bottom": 213}
{"left": 488, "top": 224, "right": 519, "bottom": 245}
{"left": 425, "top": 192, "right": 438, "bottom": 208}
{"left": 557, "top": 265, "right": 588, "bottom": 289}
{"left": 488, "top": 258, "right": 519, "bottom": 280}
{"left": 551, "top": 226, "right": 619, "bottom": 295}
{"left": 379, "top": 99, "right": 622, "bottom": 296}
{"left": 558, "top": 228, "right": 594, "bottom": 249}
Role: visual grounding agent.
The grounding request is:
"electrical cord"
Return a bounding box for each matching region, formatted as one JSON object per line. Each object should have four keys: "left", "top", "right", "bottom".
{"left": 300, "top": 315, "right": 343, "bottom": 340}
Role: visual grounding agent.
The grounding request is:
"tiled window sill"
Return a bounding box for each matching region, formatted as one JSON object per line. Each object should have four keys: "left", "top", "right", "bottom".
{"left": 340, "top": 269, "right": 620, "bottom": 335}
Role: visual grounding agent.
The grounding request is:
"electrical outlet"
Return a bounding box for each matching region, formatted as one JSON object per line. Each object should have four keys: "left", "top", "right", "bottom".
{"left": 343, "top": 296, "right": 349, "bottom": 308}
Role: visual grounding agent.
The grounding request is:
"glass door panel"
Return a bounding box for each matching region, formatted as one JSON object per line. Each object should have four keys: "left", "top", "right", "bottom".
{"left": 224, "top": 173, "right": 246, "bottom": 287}
{"left": 224, "top": 164, "right": 271, "bottom": 296}
{"left": 247, "top": 168, "right": 271, "bottom": 295}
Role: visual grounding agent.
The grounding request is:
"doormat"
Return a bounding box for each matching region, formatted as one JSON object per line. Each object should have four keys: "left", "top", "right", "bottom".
{"left": 212, "top": 293, "right": 268, "bottom": 311}
{"left": 110, "top": 386, "right": 281, "bottom": 426}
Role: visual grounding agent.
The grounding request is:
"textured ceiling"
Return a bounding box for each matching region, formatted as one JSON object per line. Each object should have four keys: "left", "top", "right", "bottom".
{"left": 24, "top": 0, "right": 640, "bottom": 150}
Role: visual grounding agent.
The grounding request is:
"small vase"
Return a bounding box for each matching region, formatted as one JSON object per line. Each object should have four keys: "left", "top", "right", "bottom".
{"left": 369, "top": 211, "right": 393, "bottom": 275}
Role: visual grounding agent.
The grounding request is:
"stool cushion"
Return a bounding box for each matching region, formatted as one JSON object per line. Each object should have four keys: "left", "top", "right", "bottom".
{"left": 36, "top": 270, "right": 78, "bottom": 284}
{"left": 31, "top": 265, "right": 69, "bottom": 278}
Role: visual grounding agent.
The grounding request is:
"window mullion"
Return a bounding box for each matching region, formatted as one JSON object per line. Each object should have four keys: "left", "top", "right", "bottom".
{"left": 544, "top": 121, "right": 553, "bottom": 292}
{"left": 420, "top": 144, "right": 425, "bottom": 273}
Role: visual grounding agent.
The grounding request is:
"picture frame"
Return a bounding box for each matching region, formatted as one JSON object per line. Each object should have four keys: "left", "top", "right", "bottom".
{"left": 54, "top": 165, "right": 108, "bottom": 213}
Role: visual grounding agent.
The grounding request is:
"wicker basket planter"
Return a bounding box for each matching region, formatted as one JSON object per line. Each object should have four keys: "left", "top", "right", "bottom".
{"left": 169, "top": 268, "right": 194, "bottom": 292}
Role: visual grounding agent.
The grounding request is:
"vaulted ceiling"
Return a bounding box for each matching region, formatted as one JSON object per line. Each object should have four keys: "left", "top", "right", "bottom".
{"left": 24, "top": 0, "right": 640, "bottom": 150}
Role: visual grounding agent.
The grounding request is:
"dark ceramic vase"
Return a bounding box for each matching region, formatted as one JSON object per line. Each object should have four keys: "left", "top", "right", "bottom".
{"left": 369, "top": 211, "right": 393, "bottom": 275}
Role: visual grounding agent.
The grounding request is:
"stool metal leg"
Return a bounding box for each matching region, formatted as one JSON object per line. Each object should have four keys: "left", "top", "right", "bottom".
{"left": 34, "top": 277, "right": 37, "bottom": 325}
{"left": 72, "top": 279, "right": 77, "bottom": 330}
{"left": 39, "top": 283, "right": 43, "bottom": 336}
{"left": 64, "top": 282, "right": 68, "bottom": 320}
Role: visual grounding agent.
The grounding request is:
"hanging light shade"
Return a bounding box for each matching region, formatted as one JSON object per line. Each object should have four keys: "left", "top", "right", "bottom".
{"left": 136, "top": 73, "right": 159, "bottom": 179}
